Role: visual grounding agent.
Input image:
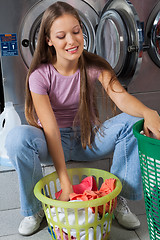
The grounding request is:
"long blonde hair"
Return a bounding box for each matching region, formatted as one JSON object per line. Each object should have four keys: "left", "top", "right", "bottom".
{"left": 25, "top": 1, "right": 116, "bottom": 149}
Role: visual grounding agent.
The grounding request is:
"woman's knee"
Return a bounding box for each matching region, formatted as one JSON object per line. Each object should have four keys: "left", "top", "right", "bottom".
{"left": 5, "top": 125, "right": 45, "bottom": 154}
{"left": 118, "top": 113, "right": 141, "bottom": 125}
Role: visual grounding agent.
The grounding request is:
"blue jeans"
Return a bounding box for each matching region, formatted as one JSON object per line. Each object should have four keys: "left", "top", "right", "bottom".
{"left": 5, "top": 113, "right": 142, "bottom": 216}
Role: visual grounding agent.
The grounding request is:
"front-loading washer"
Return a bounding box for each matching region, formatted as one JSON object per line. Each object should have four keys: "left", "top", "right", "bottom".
{"left": 145, "top": 1, "right": 160, "bottom": 69}
{"left": 0, "top": 0, "right": 100, "bottom": 120}
{"left": 95, "top": 0, "right": 160, "bottom": 112}
{"left": 127, "top": 0, "right": 160, "bottom": 112}
{"left": 0, "top": 0, "right": 39, "bottom": 120}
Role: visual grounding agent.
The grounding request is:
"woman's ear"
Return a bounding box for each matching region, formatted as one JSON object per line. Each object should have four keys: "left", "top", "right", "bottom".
{"left": 46, "top": 36, "right": 53, "bottom": 46}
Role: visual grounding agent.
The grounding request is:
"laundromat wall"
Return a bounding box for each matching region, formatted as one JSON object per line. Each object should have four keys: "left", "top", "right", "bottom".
{"left": 0, "top": 0, "right": 160, "bottom": 122}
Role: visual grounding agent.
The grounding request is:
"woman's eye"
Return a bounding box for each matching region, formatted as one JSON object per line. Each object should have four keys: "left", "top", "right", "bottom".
{"left": 57, "top": 36, "right": 65, "bottom": 39}
{"left": 73, "top": 30, "right": 80, "bottom": 34}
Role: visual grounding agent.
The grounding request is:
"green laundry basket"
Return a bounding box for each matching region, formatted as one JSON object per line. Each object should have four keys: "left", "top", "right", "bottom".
{"left": 133, "top": 119, "right": 160, "bottom": 240}
{"left": 34, "top": 168, "right": 122, "bottom": 240}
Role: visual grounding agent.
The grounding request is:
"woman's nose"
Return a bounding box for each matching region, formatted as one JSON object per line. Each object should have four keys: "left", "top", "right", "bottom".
{"left": 66, "top": 33, "right": 75, "bottom": 44}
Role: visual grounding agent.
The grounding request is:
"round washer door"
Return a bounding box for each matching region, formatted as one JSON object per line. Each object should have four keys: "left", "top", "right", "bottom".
{"left": 145, "top": 1, "right": 160, "bottom": 68}
{"left": 20, "top": 0, "right": 98, "bottom": 68}
{"left": 96, "top": 0, "right": 143, "bottom": 86}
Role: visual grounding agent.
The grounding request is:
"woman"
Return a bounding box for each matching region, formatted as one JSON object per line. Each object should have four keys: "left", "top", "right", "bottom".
{"left": 6, "top": 1, "right": 160, "bottom": 236}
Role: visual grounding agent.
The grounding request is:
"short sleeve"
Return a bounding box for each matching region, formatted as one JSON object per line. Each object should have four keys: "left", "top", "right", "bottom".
{"left": 29, "top": 68, "right": 49, "bottom": 95}
{"left": 87, "top": 67, "right": 102, "bottom": 82}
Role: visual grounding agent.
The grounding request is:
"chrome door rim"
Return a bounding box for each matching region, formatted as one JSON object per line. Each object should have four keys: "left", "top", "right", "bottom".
{"left": 96, "top": 0, "right": 143, "bottom": 85}
{"left": 19, "top": 0, "right": 98, "bottom": 68}
{"left": 145, "top": 1, "right": 160, "bottom": 68}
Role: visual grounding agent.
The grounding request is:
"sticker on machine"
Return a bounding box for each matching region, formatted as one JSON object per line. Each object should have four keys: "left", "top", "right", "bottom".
{"left": 0, "top": 33, "right": 18, "bottom": 56}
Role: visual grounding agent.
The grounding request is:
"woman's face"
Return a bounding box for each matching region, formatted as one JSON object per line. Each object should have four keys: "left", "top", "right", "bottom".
{"left": 47, "top": 14, "right": 84, "bottom": 64}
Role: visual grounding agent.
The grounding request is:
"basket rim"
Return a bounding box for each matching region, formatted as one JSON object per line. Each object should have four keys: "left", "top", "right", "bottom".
{"left": 133, "top": 119, "right": 160, "bottom": 146}
{"left": 34, "top": 168, "right": 122, "bottom": 208}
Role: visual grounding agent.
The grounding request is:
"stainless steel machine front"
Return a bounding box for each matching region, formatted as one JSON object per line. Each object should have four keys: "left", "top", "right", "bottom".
{"left": 0, "top": 0, "right": 160, "bottom": 120}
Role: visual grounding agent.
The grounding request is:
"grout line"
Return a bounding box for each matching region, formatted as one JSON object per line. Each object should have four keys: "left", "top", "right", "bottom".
{"left": 135, "top": 231, "right": 142, "bottom": 240}
{"left": 0, "top": 207, "right": 20, "bottom": 212}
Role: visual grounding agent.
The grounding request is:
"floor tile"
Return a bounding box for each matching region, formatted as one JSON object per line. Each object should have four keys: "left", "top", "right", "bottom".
{"left": 109, "top": 219, "right": 140, "bottom": 240}
{"left": 0, "top": 229, "right": 49, "bottom": 240}
{"left": 0, "top": 165, "right": 14, "bottom": 172}
{"left": 0, "top": 209, "right": 23, "bottom": 236}
{"left": 0, "top": 171, "right": 20, "bottom": 211}
{"left": 135, "top": 215, "right": 150, "bottom": 240}
{"left": 127, "top": 198, "right": 146, "bottom": 215}
{"left": 0, "top": 208, "right": 48, "bottom": 239}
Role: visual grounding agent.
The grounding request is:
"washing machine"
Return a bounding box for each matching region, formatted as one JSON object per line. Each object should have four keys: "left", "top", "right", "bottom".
{"left": 0, "top": 0, "right": 160, "bottom": 120}
{"left": 95, "top": 0, "right": 160, "bottom": 112}
{"left": 127, "top": 0, "right": 160, "bottom": 112}
{"left": 0, "top": 0, "right": 104, "bottom": 120}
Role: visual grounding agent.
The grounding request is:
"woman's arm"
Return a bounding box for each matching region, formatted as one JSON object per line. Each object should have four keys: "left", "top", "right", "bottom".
{"left": 99, "top": 70, "right": 160, "bottom": 139}
{"left": 31, "top": 92, "right": 73, "bottom": 201}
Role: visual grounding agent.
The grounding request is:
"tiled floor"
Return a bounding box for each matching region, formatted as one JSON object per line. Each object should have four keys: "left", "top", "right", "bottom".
{"left": 0, "top": 160, "right": 150, "bottom": 240}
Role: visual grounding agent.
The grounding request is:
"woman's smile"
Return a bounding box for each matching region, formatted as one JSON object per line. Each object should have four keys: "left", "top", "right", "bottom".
{"left": 66, "top": 46, "right": 79, "bottom": 53}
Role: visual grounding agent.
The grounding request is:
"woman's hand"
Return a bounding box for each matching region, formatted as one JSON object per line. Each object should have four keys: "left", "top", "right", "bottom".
{"left": 143, "top": 109, "right": 160, "bottom": 140}
{"left": 58, "top": 184, "right": 74, "bottom": 201}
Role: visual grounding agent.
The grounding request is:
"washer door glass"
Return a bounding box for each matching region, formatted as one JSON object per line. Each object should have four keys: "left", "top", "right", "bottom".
{"left": 96, "top": 10, "right": 128, "bottom": 75}
{"left": 96, "top": 0, "right": 143, "bottom": 86}
{"left": 146, "top": 9, "right": 160, "bottom": 68}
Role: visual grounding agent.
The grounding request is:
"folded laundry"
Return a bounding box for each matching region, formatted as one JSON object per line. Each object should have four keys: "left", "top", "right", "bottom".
{"left": 55, "top": 176, "right": 98, "bottom": 199}
{"left": 70, "top": 178, "right": 117, "bottom": 215}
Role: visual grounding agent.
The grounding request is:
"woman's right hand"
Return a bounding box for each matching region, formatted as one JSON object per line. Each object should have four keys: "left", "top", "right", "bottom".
{"left": 58, "top": 184, "right": 74, "bottom": 201}
{"left": 31, "top": 92, "right": 73, "bottom": 201}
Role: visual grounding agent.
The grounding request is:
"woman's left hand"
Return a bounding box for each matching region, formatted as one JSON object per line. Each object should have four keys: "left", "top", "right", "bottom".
{"left": 143, "top": 109, "right": 160, "bottom": 140}
{"left": 99, "top": 70, "right": 160, "bottom": 140}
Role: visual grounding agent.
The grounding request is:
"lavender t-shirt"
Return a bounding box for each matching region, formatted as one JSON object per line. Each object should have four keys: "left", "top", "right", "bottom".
{"left": 29, "top": 63, "right": 100, "bottom": 128}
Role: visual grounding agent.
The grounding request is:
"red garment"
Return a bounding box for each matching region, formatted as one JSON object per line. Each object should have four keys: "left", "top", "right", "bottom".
{"left": 70, "top": 178, "right": 117, "bottom": 215}
{"left": 55, "top": 176, "right": 98, "bottom": 199}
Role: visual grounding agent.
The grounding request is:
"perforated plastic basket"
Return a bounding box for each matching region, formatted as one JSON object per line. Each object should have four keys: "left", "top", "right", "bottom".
{"left": 133, "top": 119, "right": 160, "bottom": 240}
{"left": 34, "top": 168, "right": 122, "bottom": 240}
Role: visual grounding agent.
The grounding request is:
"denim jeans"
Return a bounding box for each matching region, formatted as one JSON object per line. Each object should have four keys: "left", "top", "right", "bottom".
{"left": 5, "top": 113, "right": 142, "bottom": 216}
